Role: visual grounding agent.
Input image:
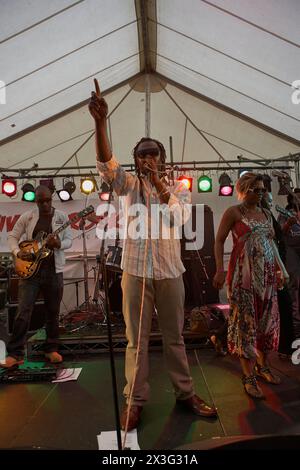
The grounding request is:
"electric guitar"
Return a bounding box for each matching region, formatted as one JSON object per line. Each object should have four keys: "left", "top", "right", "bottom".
{"left": 14, "top": 205, "right": 94, "bottom": 279}
{"left": 275, "top": 204, "right": 300, "bottom": 226}
{"left": 275, "top": 205, "right": 295, "bottom": 219}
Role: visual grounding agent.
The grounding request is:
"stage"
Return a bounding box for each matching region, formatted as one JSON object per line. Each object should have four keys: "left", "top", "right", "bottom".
{"left": 0, "top": 349, "right": 299, "bottom": 450}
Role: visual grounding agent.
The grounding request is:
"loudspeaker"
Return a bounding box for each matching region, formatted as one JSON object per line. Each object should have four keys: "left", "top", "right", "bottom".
{"left": 106, "top": 266, "right": 123, "bottom": 314}
{"left": 7, "top": 303, "right": 46, "bottom": 334}
{"left": 181, "top": 205, "right": 219, "bottom": 307}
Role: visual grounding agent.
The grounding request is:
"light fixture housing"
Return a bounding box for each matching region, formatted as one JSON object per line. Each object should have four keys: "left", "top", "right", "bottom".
{"left": 80, "top": 176, "right": 96, "bottom": 195}
{"left": 39, "top": 178, "right": 55, "bottom": 193}
{"left": 99, "top": 181, "right": 111, "bottom": 201}
{"left": 22, "top": 183, "right": 35, "bottom": 202}
{"left": 219, "top": 173, "right": 234, "bottom": 196}
{"left": 238, "top": 168, "right": 251, "bottom": 178}
{"left": 177, "top": 175, "right": 193, "bottom": 192}
{"left": 197, "top": 175, "right": 212, "bottom": 193}
{"left": 2, "top": 179, "right": 17, "bottom": 197}
{"left": 57, "top": 178, "right": 76, "bottom": 202}
{"left": 262, "top": 174, "right": 272, "bottom": 193}
{"left": 277, "top": 172, "right": 292, "bottom": 195}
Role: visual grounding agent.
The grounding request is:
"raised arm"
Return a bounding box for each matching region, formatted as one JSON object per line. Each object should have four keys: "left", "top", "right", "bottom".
{"left": 213, "top": 207, "right": 236, "bottom": 289}
{"left": 89, "top": 79, "right": 136, "bottom": 196}
{"left": 89, "top": 79, "right": 112, "bottom": 163}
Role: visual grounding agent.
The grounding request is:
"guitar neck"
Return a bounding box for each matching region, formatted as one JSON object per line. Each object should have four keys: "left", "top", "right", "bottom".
{"left": 275, "top": 205, "right": 292, "bottom": 218}
{"left": 48, "top": 206, "right": 95, "bottom": 239}
{"left": 53, "top": 218, "right": 72, "bottom": 237}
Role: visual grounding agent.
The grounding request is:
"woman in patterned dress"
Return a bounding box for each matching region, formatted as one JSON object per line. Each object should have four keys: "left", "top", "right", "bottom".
{"left": 213, "top": 173, "right": 288, "bottom": 399}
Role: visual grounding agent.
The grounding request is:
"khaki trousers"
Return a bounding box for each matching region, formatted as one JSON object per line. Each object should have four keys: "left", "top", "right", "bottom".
{"left": 121, "top": 272, "right": 194, "bottom": 405}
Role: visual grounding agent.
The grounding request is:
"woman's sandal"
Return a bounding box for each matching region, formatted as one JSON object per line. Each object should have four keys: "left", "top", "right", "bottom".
{"left": 254, "top": 364, "right": 281, "bottom": 385}
{"left": 242, "top": 374, "right": 265, "bottom": 399}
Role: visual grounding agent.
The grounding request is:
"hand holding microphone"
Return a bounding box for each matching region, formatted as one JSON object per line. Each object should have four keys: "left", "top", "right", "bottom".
{"left": 143, "top": 158, "right": 160, "bottom": 185}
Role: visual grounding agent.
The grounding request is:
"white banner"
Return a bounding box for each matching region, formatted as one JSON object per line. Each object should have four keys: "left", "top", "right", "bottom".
{"left": 0, "top": 200, "right": 204, "bottom": 254}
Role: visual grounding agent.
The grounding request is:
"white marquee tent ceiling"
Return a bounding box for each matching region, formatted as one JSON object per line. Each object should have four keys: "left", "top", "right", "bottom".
{"left": 0, "top": 0, "right": 300, "bottom": 180}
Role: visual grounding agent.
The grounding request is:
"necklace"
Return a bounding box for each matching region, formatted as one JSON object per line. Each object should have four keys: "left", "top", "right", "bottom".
{"left": 241, "top": 203, "right": 261, "bottom": 213}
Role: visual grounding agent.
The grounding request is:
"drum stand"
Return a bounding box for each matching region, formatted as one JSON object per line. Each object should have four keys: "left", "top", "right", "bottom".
{"left": 92, "top": 254, "right": 109, "bottom": 326}
{"left": 63, "top": 223, "right": 104, "bottom": 332}
{"left": 79, "top": 223, "right": 105, "bottom": 320}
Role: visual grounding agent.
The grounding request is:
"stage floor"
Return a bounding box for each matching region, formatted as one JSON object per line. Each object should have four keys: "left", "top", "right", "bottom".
{"left": 0, "top": 349, "right": 300, "bottom": 450}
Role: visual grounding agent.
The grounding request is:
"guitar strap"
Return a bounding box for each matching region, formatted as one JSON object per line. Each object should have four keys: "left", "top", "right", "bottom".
{"left": 32, "top": 209, "right": 54, "bottom": 239}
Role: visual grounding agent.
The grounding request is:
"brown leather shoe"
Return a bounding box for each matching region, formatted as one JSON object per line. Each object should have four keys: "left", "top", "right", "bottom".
{"left": 176, "top": 394, "right": 218, "bottom": 417}
{"left": 120, "top": 405, "right": 143, "bottom": 431}
{"left": 0, "top": 356, "right": 24, "bottom": 369}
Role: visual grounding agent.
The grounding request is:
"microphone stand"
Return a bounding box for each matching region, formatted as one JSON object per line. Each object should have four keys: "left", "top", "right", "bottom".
{"left": 81, "top": 223, "right": 91, "bottom": 310}
{"left": 94, "top": 183, "right": 122, "bottom": 450}
{"left": 92, "top": 254, "right": 107, "bottom": 325}
{"left": 194, "top": 246, "right": 209, "bottom": 306}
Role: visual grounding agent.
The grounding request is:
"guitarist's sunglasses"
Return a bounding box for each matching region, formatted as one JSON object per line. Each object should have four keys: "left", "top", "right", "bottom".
{"left": 36, "top": 197, "right": 52, "bottom": 203}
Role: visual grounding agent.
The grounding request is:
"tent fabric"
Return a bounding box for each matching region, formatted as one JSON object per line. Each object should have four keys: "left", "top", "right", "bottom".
{"left": 0, "top": 0, "right": 139, "bottom": 140}
{"left": 0, "top": 0, "right": 299, "bottom": 181}
{"left": 156, "top": 0, "right": 300, "bottom": 140}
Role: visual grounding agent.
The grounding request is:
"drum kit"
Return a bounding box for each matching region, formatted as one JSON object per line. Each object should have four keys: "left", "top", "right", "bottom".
{"left": 62, "top": 218, "right": 123, "bottom": 332}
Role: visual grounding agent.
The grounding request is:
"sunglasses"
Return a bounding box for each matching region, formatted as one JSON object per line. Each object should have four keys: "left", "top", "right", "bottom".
{"left": 248, "top": 188, "right": 267, "bottom": 194}
{"left": 136, "top": 148, "right": 160, "bottom": 158}
{"left": 36, "top": 198, "right": 52, "bottom": 203}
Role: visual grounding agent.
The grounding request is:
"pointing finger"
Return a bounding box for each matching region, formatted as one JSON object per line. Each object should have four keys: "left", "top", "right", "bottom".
{"left": 94, "top": 78, "right": 101, "bottom": 97}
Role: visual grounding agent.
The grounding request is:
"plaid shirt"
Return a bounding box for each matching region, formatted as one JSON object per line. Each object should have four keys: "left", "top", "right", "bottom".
{"left": 96, "top": 156, "right": 191, "bottom": 279}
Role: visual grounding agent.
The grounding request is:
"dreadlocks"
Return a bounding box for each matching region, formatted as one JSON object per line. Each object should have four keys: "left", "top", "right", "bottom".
{"left": 132, "top": 137, "right": 166, "bottom": 176}
{"left": 132, "top": 137, "right": 167, "bottom": 204}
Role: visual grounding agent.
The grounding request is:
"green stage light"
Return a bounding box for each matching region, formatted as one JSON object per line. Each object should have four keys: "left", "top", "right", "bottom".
{"left": 198, "top": 175, "right": 212, "bottom": 193}
{"left": 22, "top": 183, "right": 35, "bottom": 202}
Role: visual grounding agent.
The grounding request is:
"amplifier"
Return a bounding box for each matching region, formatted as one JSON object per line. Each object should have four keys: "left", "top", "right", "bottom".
{"left": 7, "top": 303, "right": 46, "bottom": 334}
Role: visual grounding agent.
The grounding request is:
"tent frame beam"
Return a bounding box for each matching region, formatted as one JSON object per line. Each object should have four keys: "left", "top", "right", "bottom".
{"left": 0, "top": 160, "right": 295, "bottom": 180}
{"left": 135, "top": 0, "right": 157, "bottom": 73}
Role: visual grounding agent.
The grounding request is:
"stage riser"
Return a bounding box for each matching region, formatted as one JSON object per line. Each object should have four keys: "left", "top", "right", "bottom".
{"left": 27, "top": 333, "right": 210, "bottom": 358}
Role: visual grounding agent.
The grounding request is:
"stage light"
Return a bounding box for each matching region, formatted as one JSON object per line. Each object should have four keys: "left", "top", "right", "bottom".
{"left": 197, "top": 175, "right": 212, "bottom": 193}
{"left": 178, "top": 175, "right": 193, "bottom": 191}
{"left": 238, "top": 169, "right": 251, "bottom": 178}
{"left": 2, "top": 179, "right": 17, "bottom": 197}
{"left": 80, "top": 176, "right": 96, "bottom": 195}
{"left": 262, "top": 174, "right": 272, "bottom": 193}
{"left": 39, "top": 178, "right": 55, "bottom": 193}
{"left": 57, "top": 189, "right": 71, "bottom": 202}
{"left": 273, "top": 171, "right": 292, "bottom": 196}
{"left": 219, "top": 173, "right": 234, "bottom": 196}
{"left": 22, "top": 183, "right": 35, "bottom": 202}
{"left": 57, "top": 178, "right": 76, "bottom": 202}
{"left": 99, "top": 181, "right": 111, "bottom": 201}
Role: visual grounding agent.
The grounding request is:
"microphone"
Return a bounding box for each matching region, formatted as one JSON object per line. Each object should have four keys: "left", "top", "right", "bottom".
{"left": 143, "top": 163, "right": 166, "bottom": 175}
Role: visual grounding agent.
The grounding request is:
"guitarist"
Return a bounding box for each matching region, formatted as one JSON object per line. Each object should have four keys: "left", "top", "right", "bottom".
{"left": 1, "top": 185, "right": 73, "bottom": 368}
{"left": 278, "top": 191, "right": 300, "bottom": 330}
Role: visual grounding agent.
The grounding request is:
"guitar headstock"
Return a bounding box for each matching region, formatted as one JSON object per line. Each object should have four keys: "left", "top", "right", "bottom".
{"left": 80, "top": 205, "right": 95, "bottom": 218}
{"left": 67, "top": 205, "right": 95, "bottom": 225}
